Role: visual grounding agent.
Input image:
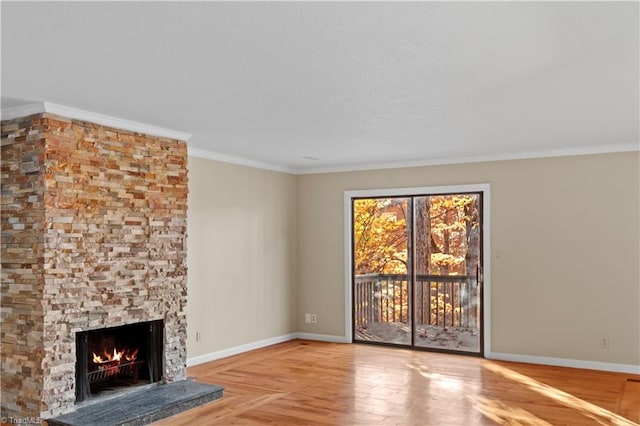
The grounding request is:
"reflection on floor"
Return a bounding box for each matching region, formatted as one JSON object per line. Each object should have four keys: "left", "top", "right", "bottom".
{"left": 618, "top": 379, "right": 640, "bottom": 423}
{"left": 154, "top": 340, "right": 639, "bottom": 425}
{"left": 356, "top": 322, "right": 480, "bottom": 352}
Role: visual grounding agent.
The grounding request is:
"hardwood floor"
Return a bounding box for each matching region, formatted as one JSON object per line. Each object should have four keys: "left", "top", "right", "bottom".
{"left": 155, "top": 340, "right": 640, "bottom": 425}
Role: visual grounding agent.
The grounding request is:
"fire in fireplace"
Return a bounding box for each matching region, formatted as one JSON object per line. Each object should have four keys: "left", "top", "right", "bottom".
{"left": 75, "top": 320, "right": 164, "bottom": 402}
{"left": 90, "top": 345, "right": 141, "bottom": 382}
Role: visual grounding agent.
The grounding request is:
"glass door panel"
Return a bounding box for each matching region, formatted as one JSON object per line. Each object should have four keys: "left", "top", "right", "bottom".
{"left": 353, "top": 197, "right": 412, "bottom": 346}
{"left": 412, "top": 194, "right": 482, "bottom": 353}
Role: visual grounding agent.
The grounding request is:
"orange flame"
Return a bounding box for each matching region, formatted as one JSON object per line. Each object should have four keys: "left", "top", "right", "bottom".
{"left": 125, "top": 348, "right": 139, "bottom": 362}
{"left": 92, "top": 347, "right": 138, "bottom": 364}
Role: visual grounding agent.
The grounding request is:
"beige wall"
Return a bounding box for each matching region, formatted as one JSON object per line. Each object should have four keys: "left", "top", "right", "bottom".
{"left": 186, "top": 157, "right": 298, "bottom": 358}
{"left": 186, "top": 152, "right": 639, "bottom": 367}
{"left": 297, "top": 152, "right": 640, "bottom": 366}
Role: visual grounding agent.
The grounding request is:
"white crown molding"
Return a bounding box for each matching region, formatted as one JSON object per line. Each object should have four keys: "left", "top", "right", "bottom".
{"left": 4, "top": 102, "right": 636, "bottom": 174}
{"left": 187, "top": 146, "right": 296, "bottom": 174}
{"left": 487, "top": 351, "right": 640, "bottom": 375}
{"left": 188, "top": 141, "right": 639, "bottom": 175}
{"left": 1, "top": 102, "right": 191, "bottom": 142}
{"left": 0, "top": 102, "right": 47, "bottom": 120}
{"left": 296, "top": 142, "right": 640, "bottom": 175}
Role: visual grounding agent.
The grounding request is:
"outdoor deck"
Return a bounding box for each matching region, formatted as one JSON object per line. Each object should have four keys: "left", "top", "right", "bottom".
{"left": 356, "top": 322, "right": 479, "bottom": 352}
{"left": 354, "top": 273, "right": 480, "bottom": 353}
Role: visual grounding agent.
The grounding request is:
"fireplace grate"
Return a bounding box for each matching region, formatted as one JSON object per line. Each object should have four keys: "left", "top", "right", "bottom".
{"left": 88, "top": 360, "right": 145, "bottom": 383}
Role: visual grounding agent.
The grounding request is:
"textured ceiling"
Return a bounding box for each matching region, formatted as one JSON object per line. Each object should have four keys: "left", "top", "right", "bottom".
{"left": 1, "top": 1, "right": 638, "bottom": 173}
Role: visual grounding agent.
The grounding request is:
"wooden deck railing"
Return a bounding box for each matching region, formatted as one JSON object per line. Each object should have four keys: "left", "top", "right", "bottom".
{"left": 354, "top": 273, "right": 478, "bottom": 330}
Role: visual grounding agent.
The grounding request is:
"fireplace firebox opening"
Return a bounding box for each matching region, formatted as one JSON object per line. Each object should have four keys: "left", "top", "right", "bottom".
{"left": 75, "top": 320, "right": 164, "bottom": 402}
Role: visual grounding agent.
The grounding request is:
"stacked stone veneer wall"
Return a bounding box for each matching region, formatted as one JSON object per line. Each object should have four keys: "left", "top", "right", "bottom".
{"left": 1, "top": 113, "right": 188, "bottom": 418}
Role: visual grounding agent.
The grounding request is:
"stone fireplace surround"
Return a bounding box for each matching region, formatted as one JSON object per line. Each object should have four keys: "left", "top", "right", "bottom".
{"left": 1, "top": 107, "right": 189, "bottom": 419}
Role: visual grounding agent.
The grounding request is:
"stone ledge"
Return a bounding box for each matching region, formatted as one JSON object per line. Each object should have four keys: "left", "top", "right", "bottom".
{"left": 46, "top": 379, "right": 223, "bottom": 426}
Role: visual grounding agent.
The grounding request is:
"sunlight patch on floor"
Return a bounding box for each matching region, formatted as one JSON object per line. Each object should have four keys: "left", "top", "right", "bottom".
{"left": 418, "top": 371, "right": 464, "bottom": 392}
{"left": 472, "top": 395, "right": 554, "bottom": 426}
{"left": 483, "top": 362, "right": 638, "bottom": 426}
{"left": 404, "top": 362, "right": 465, "bottom": 392}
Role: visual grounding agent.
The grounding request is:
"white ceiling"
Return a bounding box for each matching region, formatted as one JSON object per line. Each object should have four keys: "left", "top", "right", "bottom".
{"left": 1, "top": 1, "right": 638, "bottom": 173}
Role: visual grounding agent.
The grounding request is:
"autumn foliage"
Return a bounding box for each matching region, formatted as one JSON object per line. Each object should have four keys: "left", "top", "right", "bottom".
{"left": 354, "top": 198, "right": 409, "bottom": 274}
{"left": 354, "top": 195, "right": 480, "bottom": 276}
{"left": 353, "top": 194, "right": 481, "bottom": 329}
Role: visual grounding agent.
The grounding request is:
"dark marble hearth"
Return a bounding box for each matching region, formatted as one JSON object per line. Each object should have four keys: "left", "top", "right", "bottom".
{"left": 47, "top": 380, "right": 224, "bottom": 426}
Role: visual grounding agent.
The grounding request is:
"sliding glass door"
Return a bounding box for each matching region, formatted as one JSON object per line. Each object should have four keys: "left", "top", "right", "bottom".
{"left": 352, "top": 192, "right": 483, "bottom": 355}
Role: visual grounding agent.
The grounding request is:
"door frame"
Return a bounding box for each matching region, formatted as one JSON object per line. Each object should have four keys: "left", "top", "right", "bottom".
{"left": 343, "top": 183, "right": 492, "bottom": 355}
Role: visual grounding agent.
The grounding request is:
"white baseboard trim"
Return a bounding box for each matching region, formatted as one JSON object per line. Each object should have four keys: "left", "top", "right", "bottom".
{"left": 186, "top": 333, "right": 297, "bottom": 367}
{"left": 294, "top": 332, "right": 350, "bottom": 343}
{"left": 487, "top": 352, "right": 640, "bottom": 375}
{"left": 186, "top": 333, "right": 351, "bottom": 367}
{"left": 189, "top": 336, "right": 639, "bottom": 375}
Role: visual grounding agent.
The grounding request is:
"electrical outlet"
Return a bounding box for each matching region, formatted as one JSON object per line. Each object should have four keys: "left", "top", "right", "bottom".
{"left": 600, "top": 337, "right": 609, "bottom": 349}
{"left": 310, "top": 314, "right": 317, "bottom": 323}
{"left": 195, "top": 331, "right": 201, "bottom": 342}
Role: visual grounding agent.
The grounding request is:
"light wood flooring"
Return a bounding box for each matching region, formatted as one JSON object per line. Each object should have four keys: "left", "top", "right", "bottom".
{"left": 155, "top": 340, "right": 640, "bottom": 425}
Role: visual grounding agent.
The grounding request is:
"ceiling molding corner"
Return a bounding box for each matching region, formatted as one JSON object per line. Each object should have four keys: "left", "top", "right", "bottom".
{"left": 1, "top": 102, "right": 47, "bottom": 121}
{"left": 187, "top": 146, "right": 297, "bottom": 174}
{"left": 1, "top": 101, "right": 191, "bottom": 142}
